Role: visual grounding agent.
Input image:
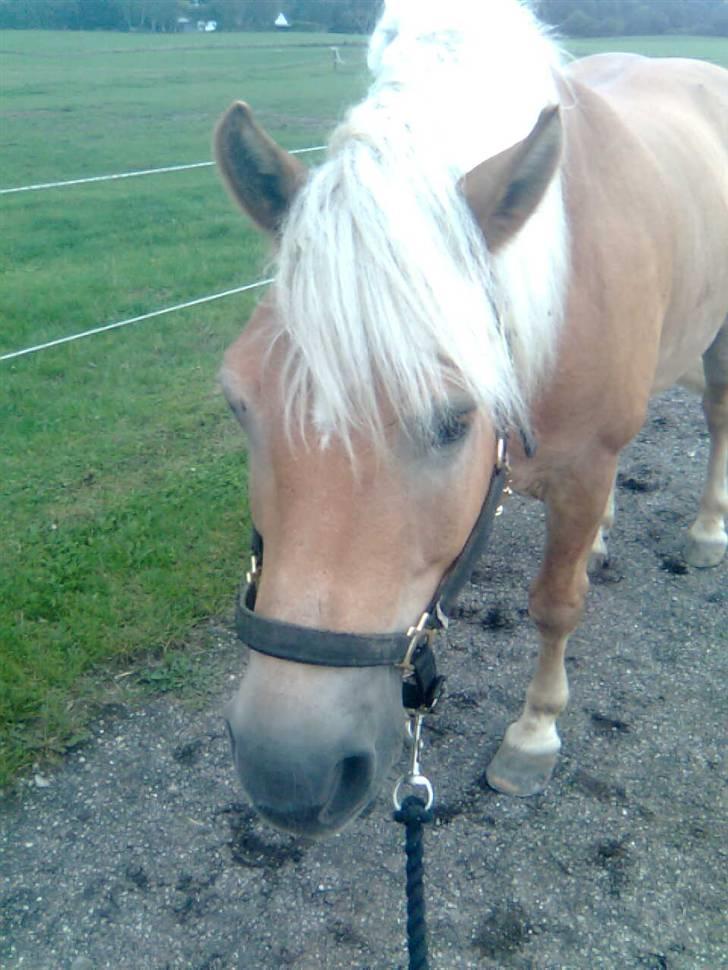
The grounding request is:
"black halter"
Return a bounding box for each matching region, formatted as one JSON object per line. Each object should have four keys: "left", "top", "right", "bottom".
{"left": 235, "top": 433, "right": 510, "bottom": 712}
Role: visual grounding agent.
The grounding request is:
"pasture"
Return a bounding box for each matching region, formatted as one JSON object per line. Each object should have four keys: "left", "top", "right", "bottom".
{"left": 0, "top": 29, "right": 369, "bottom": 785}
{"left": 0, "top": 29, "right": 726, "bottom": 787}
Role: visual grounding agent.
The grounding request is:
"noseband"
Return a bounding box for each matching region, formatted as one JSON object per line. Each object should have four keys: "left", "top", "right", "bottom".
{"left": 235, "top": 434, "right": 510, "bottom": 712}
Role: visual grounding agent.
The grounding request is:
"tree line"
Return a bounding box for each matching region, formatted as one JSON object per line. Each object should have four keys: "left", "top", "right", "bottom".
{"left": 1, "top": 0, "right": 727, "bottom": 35}
{"left": 539, "top": 0, "right": 728, "bottom": 37}
{"left": 0, "top": 0, "right": 376, "bottom": 32}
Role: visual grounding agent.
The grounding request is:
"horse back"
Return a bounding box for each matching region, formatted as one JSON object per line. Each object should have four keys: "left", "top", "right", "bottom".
{"left": 570, "top": 52, "right": 728, "bottom": 142}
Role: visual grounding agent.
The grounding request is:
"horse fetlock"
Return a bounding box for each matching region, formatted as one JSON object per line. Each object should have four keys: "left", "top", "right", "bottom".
{"left": 505, "top": 708, "right": 562, "bottom": 748}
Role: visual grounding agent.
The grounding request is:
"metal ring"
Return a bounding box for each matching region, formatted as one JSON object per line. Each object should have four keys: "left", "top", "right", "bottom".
{"left": 495, "top": 433, "right": 508, "bottom": 471}
{"left": 392, "top": 773, "right": 434, "bottom": 811}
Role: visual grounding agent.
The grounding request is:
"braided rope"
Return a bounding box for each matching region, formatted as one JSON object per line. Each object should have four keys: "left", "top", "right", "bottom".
{"left": 394, "top": 794, "right": 434, "bottom": 970}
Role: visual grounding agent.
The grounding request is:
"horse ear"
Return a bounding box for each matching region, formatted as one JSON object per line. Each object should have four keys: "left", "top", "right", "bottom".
{"left": 214, "top": 101, "right": 308, "bottom": 234}
{"left": 461, "top": 106, "right": 562, "bottom": 252}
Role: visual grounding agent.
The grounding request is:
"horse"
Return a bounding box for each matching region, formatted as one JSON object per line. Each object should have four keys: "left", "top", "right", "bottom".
{"left": 214, "top": 0, "right": 728, "bottom": 837}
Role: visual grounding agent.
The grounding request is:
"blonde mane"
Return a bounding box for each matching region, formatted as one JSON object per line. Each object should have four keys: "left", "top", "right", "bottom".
{"left": 274, "top": 0, "right": 569, "bottom": 448}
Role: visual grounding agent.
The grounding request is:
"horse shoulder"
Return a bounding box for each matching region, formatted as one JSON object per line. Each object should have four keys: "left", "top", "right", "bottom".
{"left": 526, "top": 77, "right": 667, "bottom": 456}
{"left": 575, "top": 58, "right": 728, "bottom": 390}
{"left": 522, "top": 59, "right": 728, "bottom": 487}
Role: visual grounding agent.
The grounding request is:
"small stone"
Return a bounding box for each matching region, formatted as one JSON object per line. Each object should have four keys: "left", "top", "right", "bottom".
{"left": 71, "top": 958, "right": 94, "bottom": 970}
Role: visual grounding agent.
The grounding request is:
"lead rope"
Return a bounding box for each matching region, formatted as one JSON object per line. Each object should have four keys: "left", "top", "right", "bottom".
{"left": 393, "top": 714, "right": 435, "bottom": 970}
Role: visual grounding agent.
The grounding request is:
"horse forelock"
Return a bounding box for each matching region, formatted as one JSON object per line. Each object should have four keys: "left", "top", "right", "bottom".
{"left": 272, "top": 0, "right": 569, "bottom": 452}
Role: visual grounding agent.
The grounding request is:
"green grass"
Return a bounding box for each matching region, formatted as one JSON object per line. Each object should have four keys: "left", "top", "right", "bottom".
{"left": 0, "top": 30, "right": 368, "bottom": 186}
{"left": 0, "top": 30, "right": 723, "bottom": 787}
{"left": 0, "top": 29, "right": 370, "bottom": 786}
{"left": 565, "top": 34, "right": 728, "bottom": 68}
{"left": 0, "top": 296, "right": 260, "bottom": 774}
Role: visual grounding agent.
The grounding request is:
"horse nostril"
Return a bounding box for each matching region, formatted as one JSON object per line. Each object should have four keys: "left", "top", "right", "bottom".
{"left": 322, "top": 752, "right": 375, "bottom": 823}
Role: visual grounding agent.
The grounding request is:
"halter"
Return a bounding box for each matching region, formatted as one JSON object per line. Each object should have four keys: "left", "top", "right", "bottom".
{"left": 235, "top": 433, "right": 511, "bottom": 713}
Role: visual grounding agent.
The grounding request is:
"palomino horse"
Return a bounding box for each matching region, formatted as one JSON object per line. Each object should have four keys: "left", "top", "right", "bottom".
{"left": 216, "top": 0, "right": 728, "bottom": 836}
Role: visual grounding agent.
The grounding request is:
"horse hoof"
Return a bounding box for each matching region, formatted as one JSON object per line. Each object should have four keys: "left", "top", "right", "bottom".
{"left": 587, "top": 549, "right": 609, "bottom": 575}
{"left": 485, "top": 741, "right": 558, "bottom": 797}
{"left": 684, "top": 532, "right": 727, "bottom": 569}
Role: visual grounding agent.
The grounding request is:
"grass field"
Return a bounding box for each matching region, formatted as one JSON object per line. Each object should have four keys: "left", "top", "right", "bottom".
{"left": 567, "top": 34, "right": 728, "bottom": 65}
{"left": 0, "top": 30, "right": 371, "bottom": 786}
{"left": 0, "top": 31, "right": 724, "bottom": 787}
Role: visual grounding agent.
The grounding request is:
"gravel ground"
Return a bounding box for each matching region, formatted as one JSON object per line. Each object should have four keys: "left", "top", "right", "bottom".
{"left": 1, "top": 386, "right": 726, "bottom": 970}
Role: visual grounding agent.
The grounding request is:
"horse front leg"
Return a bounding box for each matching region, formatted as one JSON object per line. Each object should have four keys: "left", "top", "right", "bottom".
{"left": 487, "top": 457, "right": 618, "bottom": 796}
{"left": 685, "top": 327, "right": 728, "bottom": 567}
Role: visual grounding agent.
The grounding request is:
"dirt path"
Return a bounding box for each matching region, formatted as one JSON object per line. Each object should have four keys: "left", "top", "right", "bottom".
{"left": 1, "top": 387, "right": 726, "bottom": 970}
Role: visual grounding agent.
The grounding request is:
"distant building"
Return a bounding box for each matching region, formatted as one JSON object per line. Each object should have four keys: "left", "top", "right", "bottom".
{"left": 275, "top": 13, "right": 291, "bottom": 29}
{"left": 177, "top": 16, "right": 217, "bottom": 33}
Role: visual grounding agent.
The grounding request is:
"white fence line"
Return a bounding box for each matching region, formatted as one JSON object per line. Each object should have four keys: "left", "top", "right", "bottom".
{"left": 0, "top": 162, "right": 215, "bottom": 196}
{"left": 0, "top": 145, "right": 326, "bottom": 196}
{"left": 0, "top": 279, "right": 274, "bottom": 363}
{"left": 1, "top": 142, "right": 326, "bottom": 362}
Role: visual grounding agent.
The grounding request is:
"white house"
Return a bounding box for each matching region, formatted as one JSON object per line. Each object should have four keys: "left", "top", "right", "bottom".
{"left": 275, "top": 13, "right": 290, "bottom": 29}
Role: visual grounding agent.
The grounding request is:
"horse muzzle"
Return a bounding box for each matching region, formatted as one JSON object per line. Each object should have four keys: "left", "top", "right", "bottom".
{"left": 224, "top": 660, "right": 404, "bottom": 837}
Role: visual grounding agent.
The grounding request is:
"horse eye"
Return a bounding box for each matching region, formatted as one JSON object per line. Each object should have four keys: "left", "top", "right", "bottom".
{"left": 432, "top": 408, "right": 471, "bottom": 448}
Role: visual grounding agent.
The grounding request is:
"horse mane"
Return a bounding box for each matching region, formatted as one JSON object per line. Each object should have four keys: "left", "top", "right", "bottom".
{"left": 274, "top": 0, "right": 569, "bottom": 450}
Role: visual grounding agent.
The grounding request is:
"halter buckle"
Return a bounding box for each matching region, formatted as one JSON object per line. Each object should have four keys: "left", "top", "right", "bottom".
{"left": 398, "top": 612, "right": 446, "bottom": 714}
{"left": 245, "top": 554, "right": 261, "bottom": 588}
{"left": 399, "top": 611, "right": 433, "bottom": 672}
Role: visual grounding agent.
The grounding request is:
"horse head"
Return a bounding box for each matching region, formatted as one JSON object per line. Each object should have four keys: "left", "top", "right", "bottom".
{"left": 215, "top": 101, "right": 561, "bottom": 836}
